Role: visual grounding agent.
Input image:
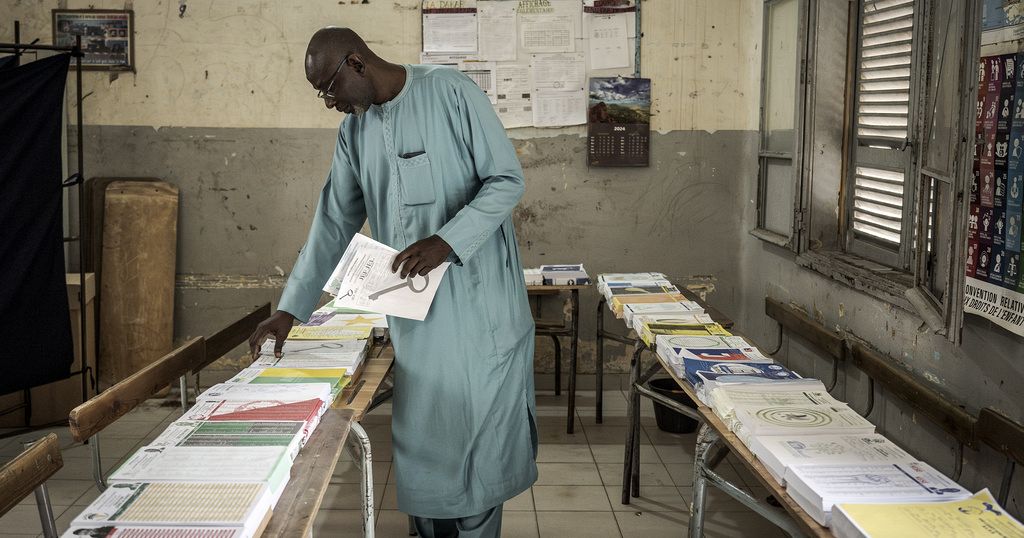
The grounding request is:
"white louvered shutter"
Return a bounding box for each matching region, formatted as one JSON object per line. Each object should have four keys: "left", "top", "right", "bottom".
{"left": 848, "top": 0, "right": 917, "bottom": 264}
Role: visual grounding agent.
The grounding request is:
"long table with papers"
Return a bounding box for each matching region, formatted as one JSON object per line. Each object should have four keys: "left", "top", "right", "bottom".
{"left": 601, "top": 272, "right": 1023, "bottom": 538}
{"left": 63, "top": 306, "right": 394, "bottom": 538}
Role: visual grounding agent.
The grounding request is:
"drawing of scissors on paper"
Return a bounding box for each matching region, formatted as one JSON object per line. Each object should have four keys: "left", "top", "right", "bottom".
{"left": 367, "top": 274, "right": 430, "bottom": 300}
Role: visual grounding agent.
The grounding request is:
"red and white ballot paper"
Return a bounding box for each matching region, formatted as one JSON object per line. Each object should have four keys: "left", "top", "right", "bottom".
{"left": 323, "top": 233, "right": 451, "bottom": 321}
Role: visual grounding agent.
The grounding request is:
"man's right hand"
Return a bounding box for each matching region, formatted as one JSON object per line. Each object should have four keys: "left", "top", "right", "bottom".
{"left": 248, "top": 310, "right": 297, "bottom": 359}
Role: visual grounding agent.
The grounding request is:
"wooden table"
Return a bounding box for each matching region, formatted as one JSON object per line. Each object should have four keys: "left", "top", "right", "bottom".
{"left": 527, "top": 284, "right": 588, "bottom": 434}
{"left": 620, "top": 336, "right": 830, "bottom": 538}
{"left": 263, "top": 341, "right": 395, "bottom": 538}
{"left": 595, "top": 289, "right": 732, "bottom": 424}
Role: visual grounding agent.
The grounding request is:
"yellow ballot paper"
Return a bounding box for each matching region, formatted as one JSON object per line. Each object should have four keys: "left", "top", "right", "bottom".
{"left": 288, "top": 325, "right": 371, "bottom": 340}
{"left": 251, "top": 368, "right": 349, "bottom": 390}
{"left": 832, "top": 489, "right": 1024, "bottom": 538}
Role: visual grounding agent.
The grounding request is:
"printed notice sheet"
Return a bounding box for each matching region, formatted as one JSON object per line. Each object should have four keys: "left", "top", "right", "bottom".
{"left": 518, "top": 0, "right": 578, "bottom": 53}
{"left": 586, "top": 13, "right": 629, "bottom": 69}
{"left": 478, "top": 1, "right": 517, "bottom": 61}
{"left": 495, "top": 62, "right": 534, "bottom": 128}
{"left": 422, "top": 4, "right": 478, "bottom": 53}
{"left": 324, "top": 234, "right": 450, "bottom": 320}
{"left": 533, "top": 90, "right": 586, "bottom": 126}
{"left": 532, "top": 52, "right": 585, "bottom": 92}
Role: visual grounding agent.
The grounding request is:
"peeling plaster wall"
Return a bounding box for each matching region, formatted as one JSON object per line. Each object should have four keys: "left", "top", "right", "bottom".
{"left": 4, "top": 0, "right": 762, "bottom": 374}
{"left": 4, "top": 0, "right": 760, "bottom": 132}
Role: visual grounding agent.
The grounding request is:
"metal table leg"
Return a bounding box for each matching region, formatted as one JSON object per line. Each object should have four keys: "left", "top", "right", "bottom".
{"left": 689, "top": 425, "right": 717, "bottom": 538}
{"left": 566, "top": 289, "right": 580, "bottom": 435}
{"left": 595, "top": 298, "right": 605, "bottom": 424}
{"left": 347, "top": 422, "right": 375, "bottom": 538}
{"left": 179, "top": 374, "right": 190, "bottom": 414}
{"left": 620, "top": 342, "right": 644, "bottom": 504}
{"left": 551, "top": 334, "right": 562, "bottom": 397}
{"left": 90, "top": 434, "right": 106, "bottom": 492}
{"left": 34, "top": 482, "right": 58, "bottom": 538}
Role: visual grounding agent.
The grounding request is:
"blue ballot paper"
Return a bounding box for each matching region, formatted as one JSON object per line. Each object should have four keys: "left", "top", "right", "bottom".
{"left": 682, "top": 359, "right": 803, "bottom": 387}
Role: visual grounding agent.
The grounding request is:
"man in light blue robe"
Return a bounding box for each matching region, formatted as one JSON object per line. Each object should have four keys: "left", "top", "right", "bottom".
{"left": 248, "top": 28, "right": 537, "bottom": 536}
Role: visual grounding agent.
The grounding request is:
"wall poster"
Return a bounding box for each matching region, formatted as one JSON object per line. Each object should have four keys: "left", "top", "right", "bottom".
{"left": 967, "top": 54, "right": 1024, "bottom": 336}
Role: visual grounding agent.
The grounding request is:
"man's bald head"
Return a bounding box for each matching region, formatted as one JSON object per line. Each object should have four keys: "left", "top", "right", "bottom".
{"left": 305, "top": 27, "right": 405, "bottom": 115}
{"left": 305, "top": 27, "right": 377, "bottom": 85}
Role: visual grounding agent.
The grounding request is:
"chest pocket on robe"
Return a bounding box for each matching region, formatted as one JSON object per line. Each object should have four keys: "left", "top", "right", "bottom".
{"left": 397, "top": 152, "right": 437, "bottom": 206}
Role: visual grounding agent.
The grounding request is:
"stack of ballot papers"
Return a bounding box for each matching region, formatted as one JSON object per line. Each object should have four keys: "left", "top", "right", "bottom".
{"left": 108, "top": 446, "right": 292, "bottom": 503}
{"left": 622, "top": 300, "right": 704, "bottom": 327}
{"left": 706, "top": 385, "right": 876, "bottom": 445}
{"left": 830, "top": 488, "right": 1024, "bottom": 538}
{"left": 71, "top": 482, "right": 272, "bottom": 536}
{"left": 608, "top": 285, "right": 687, "bottom": 317}
{"left": 597, "top": 272, "right": 669, "bottom": 296}
{"left": 306, "top": 306, "right": 389, "bottom": 338}
{"left": 228, "top": 367, "right": 350, "bottom": 397}
{"left": 680, "top": 357, "right": 814, "bottom": 404}
{"left": 523, "top": 267, "right": 544, "bottom": 286}
{"left": 539, "top": 264, "right": 591, "bottom": 285}
{"left": 745, "top": 433, "right": 915, "bottom": 486}
{"left": 656, "top": 335, "right": 772, "bottom": 366}
{"left": 258, "top": 338, "right": 368, "bottom": 372}
{"left": 785, "top": 461, "right": 971, "bottom": 527}
{"left": 150, "top": 420, "right": 306, "bottom": 462}
{"left": 63, "top": 524, "right": 244, "bottom": 537}
{"left": 633, "top": 314, "right": 731, "bottom": 345}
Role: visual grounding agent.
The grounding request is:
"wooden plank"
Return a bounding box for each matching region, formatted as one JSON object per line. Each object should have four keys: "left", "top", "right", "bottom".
{"left": 199, "top": 303, "right": 272, "bottom": 372}
{"left": 764, "top": 297, "right": 844, "bottom": 359}
{"left": 977, "top": 408, "right": 1024, "bottom": 465}
{"left": 849, "top": 343, "right": 977, "bottom": 448}
{"left": 0, "top": 433, "right": 63, "bottom": 517}
{"left": 334, "top": 349, "right": 395, "bottom": 422}
{"left": 262, "top": 408, "right": 354, "bottom": 538}
{"left": 650, "top": 351, "right": 831, "bottom": 538}
{"left": 68, "top": 337, "right": 205, "bottom": 442}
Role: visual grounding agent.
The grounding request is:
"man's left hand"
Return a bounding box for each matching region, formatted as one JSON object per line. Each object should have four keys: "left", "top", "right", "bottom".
{"left": 392, "top": 235, "right": 453, "bottom": 278}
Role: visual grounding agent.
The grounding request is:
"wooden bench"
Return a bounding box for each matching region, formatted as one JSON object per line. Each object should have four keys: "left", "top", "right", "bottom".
{"left": 68, "top": 337, "right": 205, "bottom": 490}
{"left": 0, "top": 433, "right": 63, "bottom": 537}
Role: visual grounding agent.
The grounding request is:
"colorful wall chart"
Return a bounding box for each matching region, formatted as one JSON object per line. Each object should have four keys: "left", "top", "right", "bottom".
{"left": 966, "top": 54, "right": 1024, "bottom": 336}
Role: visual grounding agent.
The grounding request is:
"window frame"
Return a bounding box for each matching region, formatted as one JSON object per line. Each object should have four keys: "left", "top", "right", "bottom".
{"left": 753, "top": 0, "right": 812, "bottom": 250}
{"left": 779, "top": 0, "right": 980, "bottom": 343}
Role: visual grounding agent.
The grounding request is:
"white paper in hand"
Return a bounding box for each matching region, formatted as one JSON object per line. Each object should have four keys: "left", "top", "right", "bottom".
{"left": 324, "top": 234, "right": 451, "bottom": 321}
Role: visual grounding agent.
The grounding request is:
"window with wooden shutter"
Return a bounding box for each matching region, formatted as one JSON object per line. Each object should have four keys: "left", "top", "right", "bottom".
{"left": 845, "top": 0, "right": 919, "bottom": 268}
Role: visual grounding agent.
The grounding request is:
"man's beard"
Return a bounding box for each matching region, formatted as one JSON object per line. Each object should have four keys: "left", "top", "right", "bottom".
{"left": 351, "top": 103, "right": 369, "bottom": 116}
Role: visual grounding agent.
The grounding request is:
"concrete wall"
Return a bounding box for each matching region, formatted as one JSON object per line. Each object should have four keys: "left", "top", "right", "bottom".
{"left": 4, "top": 0, "right": 761, "bottom": 373}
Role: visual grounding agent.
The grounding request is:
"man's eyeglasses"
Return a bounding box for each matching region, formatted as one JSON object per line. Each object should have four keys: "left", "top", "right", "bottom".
{"left": 316, "top": 54, "right": 351, "bottom": 100}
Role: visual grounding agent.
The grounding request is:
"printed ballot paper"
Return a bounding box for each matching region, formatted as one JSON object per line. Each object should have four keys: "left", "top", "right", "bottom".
{"left": 324, "top": 234, "right": 450, "bottom": 320}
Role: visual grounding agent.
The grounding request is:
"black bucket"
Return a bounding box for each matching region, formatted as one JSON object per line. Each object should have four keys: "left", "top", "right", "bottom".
{"left": 649, "top": 378, "right": 699, "bottom": 434}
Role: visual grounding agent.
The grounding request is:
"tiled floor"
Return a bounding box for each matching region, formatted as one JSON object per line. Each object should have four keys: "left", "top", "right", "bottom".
{"left": 0, "top": 385, "right": 788, "bottom": 537}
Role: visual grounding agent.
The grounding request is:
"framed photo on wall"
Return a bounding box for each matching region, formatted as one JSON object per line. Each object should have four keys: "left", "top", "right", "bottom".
{"left": 52, "top": 9, "right": 134, "bottom": 71}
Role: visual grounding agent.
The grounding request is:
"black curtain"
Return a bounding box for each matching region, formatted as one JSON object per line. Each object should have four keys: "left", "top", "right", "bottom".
{"left": 0, "top": 56, "right": 15, "bottom": 70}
{"left": 0, "top": 53, "right": 74, "bottom": 396}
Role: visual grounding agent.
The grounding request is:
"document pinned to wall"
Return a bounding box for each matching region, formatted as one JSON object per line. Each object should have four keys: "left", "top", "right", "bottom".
{"left": 518, "top": 0, "right": 579, "bottom": 53}
{"left": 324, "top": 234, "right": 450, "bottom": 321}
{"left": 459, "top": 61, "right": 498, "bottom": 103}
{"left": 478, "top": 1, "right": 518, "bottom": 61}
{"left": 420, "top": 52, "right": 479, "bottom": 65}
{"left": 586, "top": 13, "right": 629, "bottom": 70}
{"left": 532, "top": 52, "right": 585, "bottom": 92}
{"left": 495, "top": 62, "right": 534, "bottom": 128}
{"left": 533, "top": 90, "right": 586, "bottom": 127}
{"left": 422, "top": 1, "right": 479, "bottom": 53}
